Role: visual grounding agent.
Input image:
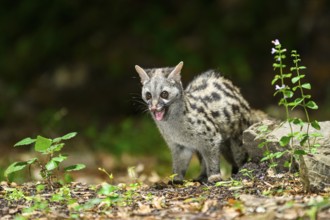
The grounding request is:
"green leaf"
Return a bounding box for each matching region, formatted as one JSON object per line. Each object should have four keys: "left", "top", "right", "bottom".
{"left": 291, "top": 76, "right": 300, "bottom": 84}
{"left": 52, "top": 155, "right": 68, "bottom": 164}
{"left": 45, "top": 160, "right": 58, "bottom": 171}
{"left": 291, "top": 75, "right": 305, "bottom": 84}
{"left": 274, "top": 151, "right": 286, "bottom": 158}
{"left": 284, "top": 161, "right": 291, "bottom": 168}
{"left": 27, "top": 157, "right": 38, "bottom": 165}
{"left": 61, "top": 132, "right": 77, "bottom": 140}
{"left": 45, "top": 155, "right": 67, "bottom": 171}
{"left": 14, "top": 137, "right": 36, "bottom": 147}
{"left": 258, "top": 142, "right": 266, "bottom": 148}
{"left": 48, "top": 143, "right": 65, "bottom": 153}
{"left": 283, "top": 73, "right": 292, "bottom": 78}
{"left": 283, "top": 90, "right": 294, "bottom": 98}
{"left": 35, "top": 136, "right": 52, "bottom": 153}
{"left": 98, "top": 183, "right": 118, "bottom": 195}
{"left": 272, "top": 77, "right": 279, "bottom": 85}
{"left": 310, "top": 132, "right": 322, "bottom": 138}
{"left": 257, "top": 125, "right": 269, "bottom": 132}
{"left": 279, "top": 136, "right": 291, "bottom": 146}
{"left": 271, "top": 77, "right": 279, "bottom": 85}
{"left": 292, "top": 118, "right": 304, "bottom": 126}
{"left": 52, "top": 132, "right": 77, "bottom": 144}
{"left": 273, "top": 90, "right": 281, "bottom": 96}
{"left": 52, "top": 137, "right": 62, "bottom": 143}
{"left": 293, "top": 98, "right": 304, "bottom": 106}
{"left": 306, "top": 101, "right": 318, "bottom": 110}
{"left": 311, "top": 120, "right": 321, "bottom": 130}
{"left": 299, "top": 134, "right": 309, "bottom": 146}
{"left": 5, "top": 161, "right": 28, "bottom": 177}
{"left": 301, "top": 83, "right": 311, "bottom": 90}
{"left": 299, "top": 66, "right": 306, "bottom": 70}
{"left": 294, "top": 150, "right": 307, "bottom": 155}
{"left": 64, "top": 164, "right": 86, "bottom": 172}
{"left": 273, "top": 63, "right": 285, "bottom": 69}
{"left": 292, "top": 86, "right": 299, "bottom": 91}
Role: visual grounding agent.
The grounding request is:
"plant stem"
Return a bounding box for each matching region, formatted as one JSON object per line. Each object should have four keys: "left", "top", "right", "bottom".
{"left": 277, "top": 47, "right": 294, "bottom": 172}
{"left": 292, "top": 51, "right": 311, "bottom": 149}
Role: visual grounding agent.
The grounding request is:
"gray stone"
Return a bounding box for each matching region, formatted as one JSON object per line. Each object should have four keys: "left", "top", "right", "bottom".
{"left": 243, "top": 120, "right": 330, "bottom": 190}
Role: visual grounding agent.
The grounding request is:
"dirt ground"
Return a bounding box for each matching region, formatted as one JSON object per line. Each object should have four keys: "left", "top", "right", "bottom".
{"left": 1, "top": 162, "right": 330, "bottom": 220}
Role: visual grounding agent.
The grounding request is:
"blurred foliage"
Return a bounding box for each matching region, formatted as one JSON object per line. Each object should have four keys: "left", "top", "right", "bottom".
{"left": 85, "top": 117, "right": 168, "bottom": 158}
{"left": 1, "top": 0, "right": 328, "bottom": 83}
{"left": 0, "top": 0, "right": 329, "bottom": 177}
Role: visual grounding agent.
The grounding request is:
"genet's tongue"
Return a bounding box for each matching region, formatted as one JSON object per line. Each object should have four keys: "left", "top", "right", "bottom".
{"left": 154, "top": 109, "right": 165, "bottom": 121}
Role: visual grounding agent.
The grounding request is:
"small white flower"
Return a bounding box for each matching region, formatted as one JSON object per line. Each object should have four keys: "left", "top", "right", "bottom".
{"left": 277, "top": 56, "right": 281, "bottom": 61}
{"left": 272, "top": 39, "right": 280, "bottom": 46}
{"left": 271, "top": 48, "right": 276, "bottom": 54}
{"left": 275, "top": 84, "right": 285, "bottom": 90}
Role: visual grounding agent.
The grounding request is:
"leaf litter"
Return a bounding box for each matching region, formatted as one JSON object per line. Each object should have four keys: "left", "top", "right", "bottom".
{"left": 1, "top": 162, "right": 330, "bottom": 219}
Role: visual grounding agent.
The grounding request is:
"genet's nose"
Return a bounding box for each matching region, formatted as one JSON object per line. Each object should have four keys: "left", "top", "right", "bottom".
{"left": 150, "top": 106, "right": 157, "bottom": 112}
{"left": 150, "top": 100, "right": 158, "bottom": 112}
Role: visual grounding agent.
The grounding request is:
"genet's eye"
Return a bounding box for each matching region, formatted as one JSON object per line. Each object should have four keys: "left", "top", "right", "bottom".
{"left": 145, "top": 92, "right": 152, "bottom": 100}
{"left": 160, "top": 91, "right": 169, "bottom": 99}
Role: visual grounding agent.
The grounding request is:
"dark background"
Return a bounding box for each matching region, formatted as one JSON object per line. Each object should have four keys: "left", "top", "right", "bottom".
{"left": 0, "top": 0, "right": 329, "bottom": 182}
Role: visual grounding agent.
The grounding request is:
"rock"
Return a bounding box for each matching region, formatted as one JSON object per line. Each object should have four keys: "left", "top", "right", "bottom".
{"left": 243, "top": 120, "right": 330, "bottom": 191}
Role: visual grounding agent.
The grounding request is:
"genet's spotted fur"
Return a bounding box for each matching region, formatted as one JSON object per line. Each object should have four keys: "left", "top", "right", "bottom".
{"left": 135, "top": 61, "right": 263, "bottom": 183}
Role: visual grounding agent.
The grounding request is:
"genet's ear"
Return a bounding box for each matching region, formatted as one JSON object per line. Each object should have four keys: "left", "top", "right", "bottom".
{"left": 135, "top": 65, "right": 150, "bottom": 84}
{"left": 168, "top": 61, "right": 183, "bottom": 82}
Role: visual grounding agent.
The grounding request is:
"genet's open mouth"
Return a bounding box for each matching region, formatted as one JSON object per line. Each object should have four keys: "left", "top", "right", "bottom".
{"left": 151, "top": 108, "right": 167, "bottom": 121}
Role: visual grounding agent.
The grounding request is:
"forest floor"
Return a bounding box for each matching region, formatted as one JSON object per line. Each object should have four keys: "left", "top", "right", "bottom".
{"left": 1, "top": 162, "right": 330, "bottom": 220}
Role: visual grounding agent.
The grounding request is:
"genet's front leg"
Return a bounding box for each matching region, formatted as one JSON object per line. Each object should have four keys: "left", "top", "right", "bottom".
{"left": 169, "top": 144, "right": 193, "bottom": 184}
{"left": 201, "top": 145, "right": 221, "bottom": 183}
{"left": 194, "top": 151, "right": 207, "bottom": 183}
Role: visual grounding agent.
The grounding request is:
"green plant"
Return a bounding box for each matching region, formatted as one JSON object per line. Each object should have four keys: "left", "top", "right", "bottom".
{"left": 167, "top": 173, "right": 178, "bottom": 185}
{"left": 21, "top": 194, "right": 50, "bottom": 217}
{"left": 98, "top": 168, "right": 143, "bottom": 207}
{"left": 306, "top": 197, "right": 330, "bottom": 220}
{"left": 215, "top": 179, "right": 243, "bottom": 188}
{"left": 263, "top": 39, "right": 322, "bottom": 191}
{"left": 4, "top": 187, "right": 26, "bottom": 202}
{"left": 4, "top": 132, "right": 85, "bottom": 187}
{"left": 239, "top": 168, "right": 255, "bottom": 181}
{"left": 98, "top": 167, "right": 114, "bottom": 183}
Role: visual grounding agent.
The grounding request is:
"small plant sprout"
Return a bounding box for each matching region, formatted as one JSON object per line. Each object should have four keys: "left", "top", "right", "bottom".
{"left": 167, "top": 173, "right": 178, "bottom": 184}
{"left": 127, "top": 166, "right": 138, "bottom": 181}
{"left": 4, "top": 132, "right": 85, "bottom": 187}
{"left": 98, "top": 167, "right": 114, "bottom": 183}
{"left": 239, "top": 168, "right": 255, "bottom": 181}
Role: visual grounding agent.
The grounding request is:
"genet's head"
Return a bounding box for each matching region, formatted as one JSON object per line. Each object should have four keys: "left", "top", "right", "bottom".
{"left": 135, "top": 61, "right": 184, "bottom": 121}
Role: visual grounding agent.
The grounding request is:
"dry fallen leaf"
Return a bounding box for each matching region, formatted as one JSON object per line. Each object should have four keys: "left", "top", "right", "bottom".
{"left": 137, "top": 202, "right": 151, "bottom": 214}
{"left": 152, "top": 196, "right": 165, "bottom": 209}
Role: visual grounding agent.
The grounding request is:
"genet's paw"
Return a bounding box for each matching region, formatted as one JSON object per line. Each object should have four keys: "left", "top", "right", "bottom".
{"left": 208, "top": 174, "right": 222, "bottom": 183}
{"left": 193, "top": 175, "right": 208, "bottom": 183}
{"left": 168, "top": 179, "right": 184, "bottom": 185}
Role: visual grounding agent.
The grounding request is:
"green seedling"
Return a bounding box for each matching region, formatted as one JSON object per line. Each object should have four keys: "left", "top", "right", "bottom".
{"left": 98, "top": 167, "right": 114, "bottom": 183}
{"left": 4, "top": 132, "right": 85, "bottom": 187}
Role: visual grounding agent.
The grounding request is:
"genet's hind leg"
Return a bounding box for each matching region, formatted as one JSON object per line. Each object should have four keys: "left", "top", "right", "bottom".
{"left": 220, "top": 138, "right": 248, "bottom": 175}
{"left": 193, "top": 151, "right": 207, "bottom": 183}
{"left": 229, "top": 138, "right": 248, "bottom": 172}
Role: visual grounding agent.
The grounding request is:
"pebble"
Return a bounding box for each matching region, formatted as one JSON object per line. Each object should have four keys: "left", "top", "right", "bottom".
{"left": 256, "top": 206, "right": 266, "bottom": 213}
{"left": 10, "top": 182, "right": 17, "bottom": 187}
